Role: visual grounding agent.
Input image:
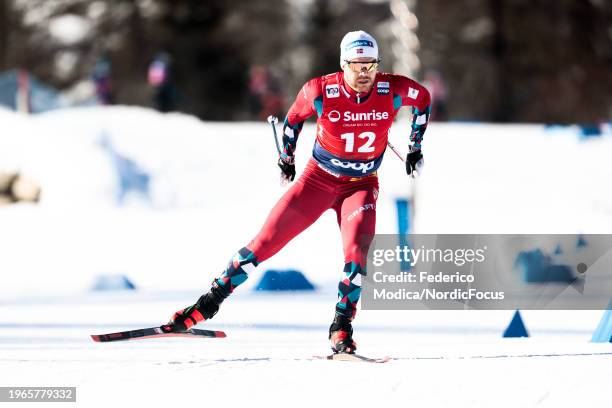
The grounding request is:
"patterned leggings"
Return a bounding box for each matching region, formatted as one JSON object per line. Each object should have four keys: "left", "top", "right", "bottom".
{"left": 212, "top": 158, "right": 378, "bottom": 319}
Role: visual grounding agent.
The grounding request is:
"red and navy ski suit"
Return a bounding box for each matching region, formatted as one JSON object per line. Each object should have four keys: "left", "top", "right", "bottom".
{"left": 214, "top": 71, "right": 430, "bottom": 319}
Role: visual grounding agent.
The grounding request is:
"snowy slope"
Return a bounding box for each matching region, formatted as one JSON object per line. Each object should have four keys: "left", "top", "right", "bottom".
{"left": 0, "top": 106, "right": 610, "bottom": 297}
{"left": 0, "top": 292, "right": 611, "bottom": 408}
{"left": 0, "top": 107, "right": 611, "bottom": 407}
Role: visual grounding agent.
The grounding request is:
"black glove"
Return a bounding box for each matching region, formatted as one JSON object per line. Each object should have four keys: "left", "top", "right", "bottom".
{"left": 406, "top": 147, "right": 424, "bottom": 177}
{"left": 277, "top": 154, "right": 296, "bottom": 183}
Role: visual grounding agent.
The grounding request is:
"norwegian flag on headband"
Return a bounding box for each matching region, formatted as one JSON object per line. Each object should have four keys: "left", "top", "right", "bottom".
{"left": 356, "top": 48, "right": 363, "bottom": 54}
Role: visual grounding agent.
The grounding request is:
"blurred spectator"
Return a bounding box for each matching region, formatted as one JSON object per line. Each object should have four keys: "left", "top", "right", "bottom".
{"left": 423, "top": 69, "right": 449, "bottom": 121}
{"left": 148, "top": 52, "right": 178, "bottom": 113}
{"left": 248, "top": 65, "right": 283, "bottom": 120}
{"left": 248, "top": 65, "right": 267, "bottom": 115}
{"left": 0, "top": 69, "right": 72, "bottom": 113}
{"left": 92, "top": 57, "right": 114, "bottom": 105}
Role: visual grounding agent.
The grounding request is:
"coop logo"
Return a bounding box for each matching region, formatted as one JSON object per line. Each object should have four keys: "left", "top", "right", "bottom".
{"left": 377, "top": 81, "right": 390, "bottom": 95}
{"left": 328, "top": 110, "right": 341, "bottom": 122}
{"left": 326, "top": 84, "right": 340, "bottom": 98}
{"left": 330, "top": 158, "right": 375, "bottom": 174}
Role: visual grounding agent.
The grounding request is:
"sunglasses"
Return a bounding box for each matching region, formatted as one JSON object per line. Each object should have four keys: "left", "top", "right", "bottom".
{"left": 344, "top": 60, "right": 380, "bottom": 73}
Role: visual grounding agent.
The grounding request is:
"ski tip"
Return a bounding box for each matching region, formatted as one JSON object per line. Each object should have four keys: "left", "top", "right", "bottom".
{"left": 90, "top": 334, "right": 101, "bottom": 342}
{"left": 215, "top": 331, "right": 227, "bottom": 338}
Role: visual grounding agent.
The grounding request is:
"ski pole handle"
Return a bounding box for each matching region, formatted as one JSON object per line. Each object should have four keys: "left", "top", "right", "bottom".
{"left": 267, "top": 115, "right": 282, "bottom": 156}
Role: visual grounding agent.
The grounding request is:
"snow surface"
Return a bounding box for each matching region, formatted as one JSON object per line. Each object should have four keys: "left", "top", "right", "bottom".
{"left": 0, "top": 106, "right": 611, "bottom": 407}
{"left": 0, "top": 106, "right": 610, "bottom": 297}
{"left": 1, "top": 292, "right": 611, "bottom": 408}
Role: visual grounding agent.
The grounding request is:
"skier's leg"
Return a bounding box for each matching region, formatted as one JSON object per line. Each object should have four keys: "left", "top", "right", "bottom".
{"left": 171, "top": 164, "right": 335, "bottom": 331}
{"left": 245, "top": 174, "right": 335, "bottom": 263}
{"left": 335, "top": 185, "right": 377, "bottom": 318}
{"left": 329, "top": 180, "right": 378, "bottom": 352}
{"left": 211, "top": 168, "right": 336, "bottom": 297}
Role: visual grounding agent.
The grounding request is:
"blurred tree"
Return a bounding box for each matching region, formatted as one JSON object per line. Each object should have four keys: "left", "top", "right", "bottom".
{"left": 145, "top": 0, "right": 291, "bottom": 119}
{"left": 0, "top": 0, "right": 394, "bottom": 120}
{"left": 306, "top": 0, "right": 339, "bottom": 77}
{"left": 2, "top": 0, "right": 608, "bottom": 122}
{"left": 0, "top": 0, "right": 8, "bottom": 70}
{"left": 3, "top": 0, "right": 146, "bottom": 93}
{"left": 416, "top": 0, "right": 612, "bottom": 123}
{"left": 302, "top": 0, "right": 392, "bottom": 82}
{"left": 417, "top": 0, "right": 503, "bottom": 121}
{"left": 0, "top": 0, "right": 291, "bottom": 119}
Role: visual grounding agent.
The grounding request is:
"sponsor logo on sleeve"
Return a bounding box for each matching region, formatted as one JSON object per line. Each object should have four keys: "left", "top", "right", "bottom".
{"left": 408, "top": 87, "right": 420, "bottom": 99}
{"left": 326, "top": 84, "right": 340, "bottom": 98}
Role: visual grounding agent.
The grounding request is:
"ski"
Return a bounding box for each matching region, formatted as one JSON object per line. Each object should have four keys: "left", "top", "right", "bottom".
{"left": 314, "top": 353, "right": 390, "bottom": 363}
{"left": 91, "top": 325, "right": 226, "bottom": 343}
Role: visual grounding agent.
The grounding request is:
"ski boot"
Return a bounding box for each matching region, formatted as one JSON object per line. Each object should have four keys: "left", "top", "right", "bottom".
{"left": 329, "top": 314, "right": 357, "bottom": 354}
{"left": 167, "top": 285, "right": 225, "bottom": 332}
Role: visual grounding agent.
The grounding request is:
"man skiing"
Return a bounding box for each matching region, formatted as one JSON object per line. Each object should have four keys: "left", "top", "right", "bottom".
{"left": 168, "top": 30, "right": 431, "bottom": 354}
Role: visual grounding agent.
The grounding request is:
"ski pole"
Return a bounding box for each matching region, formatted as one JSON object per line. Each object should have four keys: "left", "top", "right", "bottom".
{"left": 386, "top": 140, "right": 405, "bottom": 162}
{"left": 267, "top": 115, "right": 282, "bottom": 156}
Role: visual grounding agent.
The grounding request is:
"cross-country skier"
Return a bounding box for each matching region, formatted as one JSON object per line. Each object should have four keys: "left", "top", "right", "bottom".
{"left": 168, "top": 30, "right": 431, "bottom": 354}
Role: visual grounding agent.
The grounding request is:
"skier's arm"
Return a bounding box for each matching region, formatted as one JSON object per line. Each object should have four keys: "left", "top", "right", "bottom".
{"left": 409, "top": 102, "right": 431, "bottom": 150}
{"left": 277, "top": 79, "right": 319, "bottom": 183}
{"left": 393, "top": 75, "right": 431, "bottom": 176}
{"left": 407, "top": 89, "right": 429, "bottom": 176}
{"left": 395, "top": 76, "right": 431, "bottom": 150}
{"left": 281, "top": 78, "right": 319, "bottom": 158}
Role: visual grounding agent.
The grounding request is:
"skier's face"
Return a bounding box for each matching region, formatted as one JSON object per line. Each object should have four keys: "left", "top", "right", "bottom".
{"left": 342, "top": 57, "right": 378, "bottom": 93}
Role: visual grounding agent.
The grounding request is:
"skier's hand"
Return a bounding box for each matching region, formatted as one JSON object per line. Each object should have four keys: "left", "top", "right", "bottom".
{"left": 278, "top": 153, "right": 296, "bottom": 184}
{"left": 406, "top": 146, "right": 424, "bottom": 178}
